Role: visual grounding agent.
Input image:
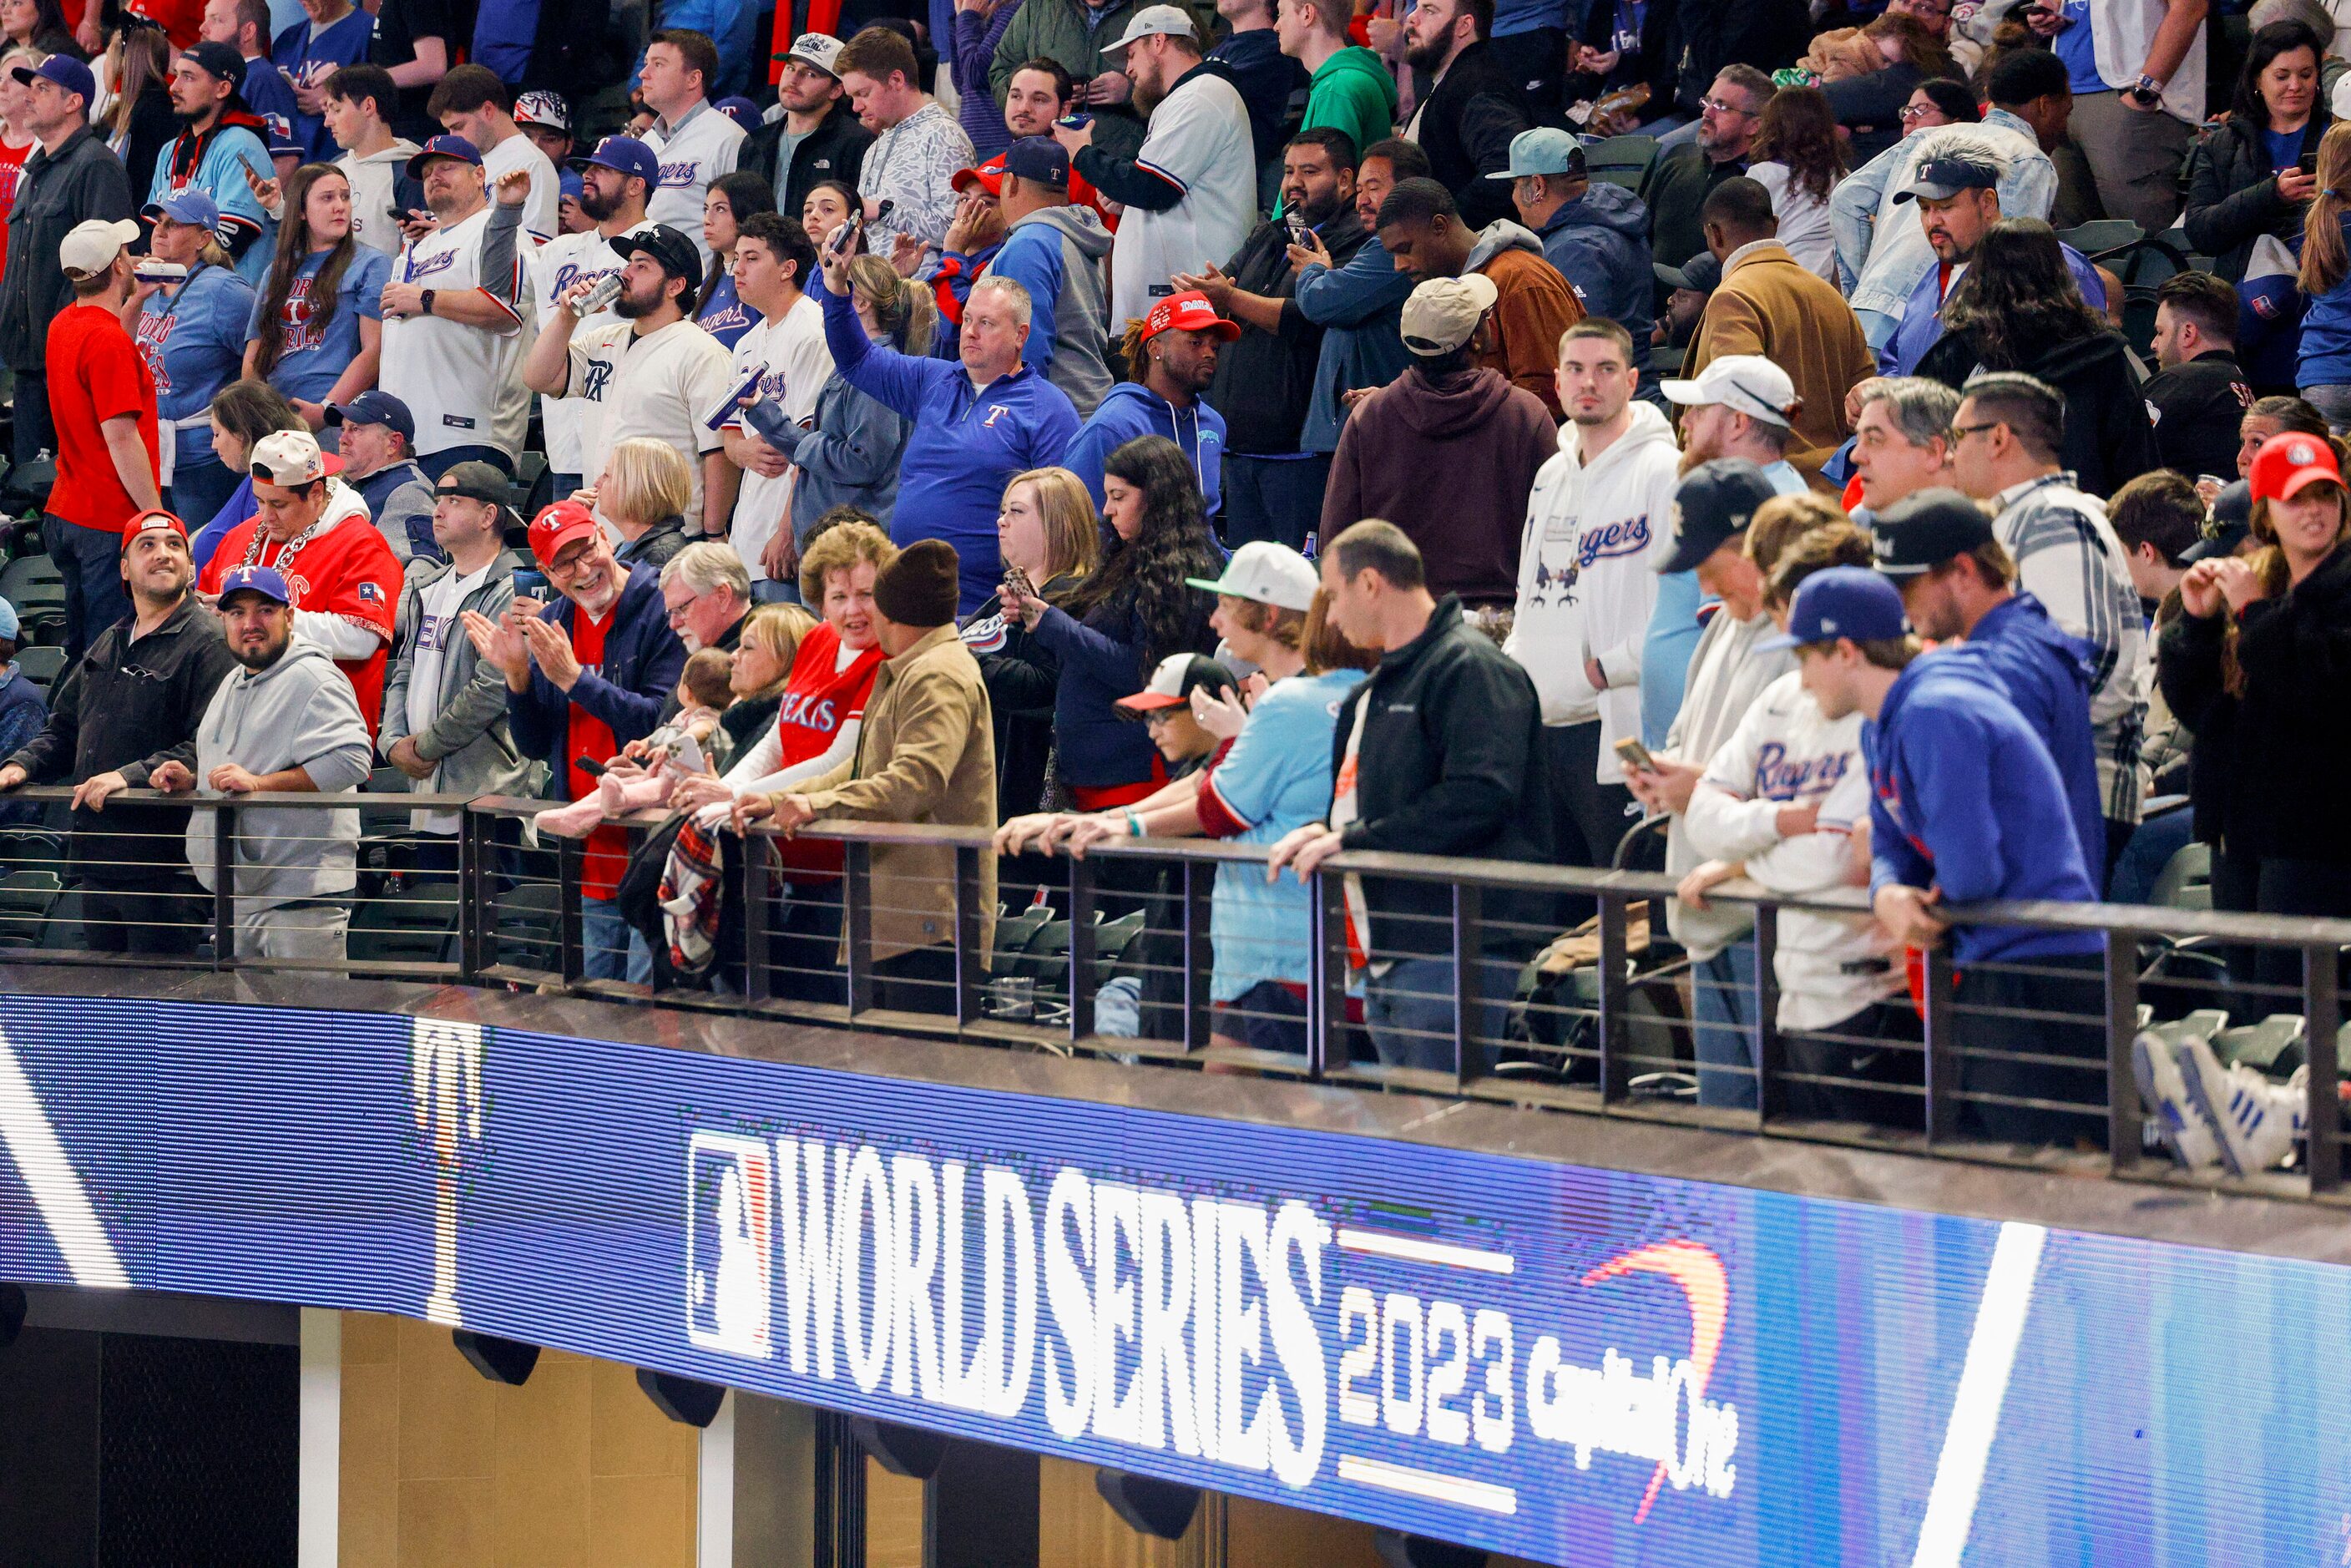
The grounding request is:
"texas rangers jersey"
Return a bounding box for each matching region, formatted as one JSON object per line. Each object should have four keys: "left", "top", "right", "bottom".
{"left": 483, "top": 130, "right": 561, "bottom": 243}
{"left": 1107, "top": 68, "right": 1256, "bottom": 333}
{"left": 558, "top": 316, "right": 734, "bottom": 520}
{"left": 723, "top": 291, "right": 832, "bottom": 583}
{"left": 380, "top": 202, "right": 534, "bottom": 459}
{"left": 644, "top": 101, "right": 745, "bottom": 267}
{"left": 527, "top": 227, "right": 624, "bottom": 475}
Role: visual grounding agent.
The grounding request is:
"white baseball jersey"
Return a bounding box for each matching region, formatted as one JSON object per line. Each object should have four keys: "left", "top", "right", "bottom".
{"left": 483, "top": 130, "right": 562, "bottom": 243}
{"left": 557, "top": 316, "right": 735, "bottom": 520}
{"left": 645, "top": 101, "right": 746, "bottom": 267}
{"left": 724, "top": 291, "right": 833, "bottom": 584}
{"left": 527, "top": 227, "right": 625, "bottom": 475}
{"left": 1108, "top": 68, "right": 1256, "bottom": 333}
{"left": 380, "top": 202, "right": 535, "bottom": 459}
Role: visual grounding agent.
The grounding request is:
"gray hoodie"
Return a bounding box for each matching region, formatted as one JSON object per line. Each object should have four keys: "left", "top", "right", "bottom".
{"left": 380, "top": 552, "right": 545, "bottom": 803}
{"left": 993, "top": 202, "right": 1115, "bottom": 417}
{"left": 186, "top": 640, "right": 373, "bottom": 910}
{"left": 1464, "top": 218, "right": 1547, "bottom": 274}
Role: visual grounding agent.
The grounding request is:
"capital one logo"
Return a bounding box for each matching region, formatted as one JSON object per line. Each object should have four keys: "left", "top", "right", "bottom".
{"left": 411, "top": 1016, "right": 484, "bottom": 1326}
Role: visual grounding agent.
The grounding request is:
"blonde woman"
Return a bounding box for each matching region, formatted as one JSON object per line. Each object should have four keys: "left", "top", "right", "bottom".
{"left": 719, "top": 600, "right": 819, "bottom": 760}
{"left": 594, "top": 437, "right": 695, "bottom": 570}
{"left": 959, "top": 465, "right": 1101, "bottom": 817}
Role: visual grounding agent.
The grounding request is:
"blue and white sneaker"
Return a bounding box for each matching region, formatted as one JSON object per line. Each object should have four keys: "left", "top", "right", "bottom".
{"left": 2133, "top": 1021, "right": 2221, "bottom": 1169}
{"left": 2173, "top": 1031, "right": 2300, "bottom": 1177}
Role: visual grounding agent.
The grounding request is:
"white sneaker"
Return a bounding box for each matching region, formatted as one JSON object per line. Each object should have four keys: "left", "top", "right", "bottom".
{"left": 2133, "top": 1025, "right": 2221, "bottom": 1169}
{"left": 2174, "top": 1032, "right": 2298, "bottom": 1176}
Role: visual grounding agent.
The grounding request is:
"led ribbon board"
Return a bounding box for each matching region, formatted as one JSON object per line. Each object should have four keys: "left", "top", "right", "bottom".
{"left": 0, "top": 994, "right": 2345, "bottom": 1564}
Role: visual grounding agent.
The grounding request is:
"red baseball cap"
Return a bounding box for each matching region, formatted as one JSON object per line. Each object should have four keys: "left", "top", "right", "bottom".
{"left": 121, "top": 508, "right": 188, "bottom": 549}
{"left": 1138, "top": 289, "right": 1239, "bottom": 345}
{"left": 950, "top": 154, "right": 1007, "bottom": 195}
{"left": 528, "top": 500, "right": 601, "bottom": 567}
{"left": 2250, "top": 431, "right": 2343, "bottom": 503}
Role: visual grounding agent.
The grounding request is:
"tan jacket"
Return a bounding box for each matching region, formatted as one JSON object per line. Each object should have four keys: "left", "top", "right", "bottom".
{"left": 1687, "top": 240, "right": 1877, "bottom": 478}
{"left": 780, "top": 624, "right": 998, "bottom": 964}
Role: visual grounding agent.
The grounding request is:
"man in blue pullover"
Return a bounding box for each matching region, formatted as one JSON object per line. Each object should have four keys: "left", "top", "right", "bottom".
{"left": 1785, "top": 565, "right": 2109, "bottom": 1149}
{"left": 1870, "top": 487, "right": 2105, "bottom": 879}
{"left": 1061, "top": 288, "right": 1233, "bottom": 515}
{"left": 815, "top": 228, "right": 1080, "bottom": 615}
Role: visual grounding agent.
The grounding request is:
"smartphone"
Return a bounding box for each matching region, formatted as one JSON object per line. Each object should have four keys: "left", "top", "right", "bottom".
{"left": 2300, "top": 151, "right": 2320, "bottom": 177}
{"left": 1055, "top": 112, "right": 1094, "bottom": 130}
{"left": 1002, "top": 564, "right": 1036, "bottom": 604}
{"left": 1283, "top": 212, "right": 1311, "bottom": 246}
{"left": 1613, "top": 736, "right": 1658, "bottom": 773}
{"left": 576, "top": 756, "right": 607, "bottom": 778}
{"left": 512, "top": 569, "right": 548, "bottom": 598}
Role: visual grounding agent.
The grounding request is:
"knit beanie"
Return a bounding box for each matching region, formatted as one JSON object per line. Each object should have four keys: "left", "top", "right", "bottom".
{"left": 873, "top": 539, "right": 960, "bottom": 626}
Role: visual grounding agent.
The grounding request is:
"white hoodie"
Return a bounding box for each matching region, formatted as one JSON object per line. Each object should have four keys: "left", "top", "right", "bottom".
{"left": 338, "top": 139, "right": 423, "bottom": 259}
{"left": 1504, "top": 400, "right": 1681, "bottom": 776}
{"left": 1684, "top": 670, "right": 1903, "bottom": 1031}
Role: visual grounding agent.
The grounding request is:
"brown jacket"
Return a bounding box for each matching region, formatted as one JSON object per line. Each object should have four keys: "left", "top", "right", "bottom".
{"left": 1687, "top": 240, "right": 1876, "bottom": 474}
{"left": 782, "top": 624, "right": 998, "bottom": 964}
{"left": 1474, "top": 241, "right": 1584, "bottom": 421}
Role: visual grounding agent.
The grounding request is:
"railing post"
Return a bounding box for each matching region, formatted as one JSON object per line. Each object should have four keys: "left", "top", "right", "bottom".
{"left": 1066, "top": 854, "right": 1097, "bottom": 1044}
{"left": 2105, "top": 925, "right": 2140, "bottom": 1171}
{"left": 554, "top": 835, "right": 584, "bottom": 987}
{"left": 844, "top": 842, "right": 874, "bottom": 1017}
{"left": 953, "top": 843, "right": 983, "bottom": 1030}
{"left": 743, "top": 835, "right": 771, "bottom": 1006}
{"left": 211, "top": 798, "right": 235, "bottom": 970}
{"left": 1596, "top": 891, "right": 1628, "bottom": 1105}
{"left": 1310, "top": 867, "right": 1345, "bottom": 1081}
{"left": 457, "top": 805, "right": 484, "bottom": 981}
{"left": 2306, "top": 942, "right": 2340, "bottom": 1195}
{"left": 1451, "top": 880, "right": 1484, "bottom": 1089}
{"left": 1923, "top": 945, "right": 1959, "bottom": 1144}
{"left": 1181, "top": 858, "right": 1211, "bottom": 1054}
{"left": 1752, "top": 907, "right": 1782, "bottom": 1125}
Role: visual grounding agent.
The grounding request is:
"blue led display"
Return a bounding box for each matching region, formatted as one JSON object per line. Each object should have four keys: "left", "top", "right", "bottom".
{"left": 0, "top": 992, "right": 2343, "bottom": 1564}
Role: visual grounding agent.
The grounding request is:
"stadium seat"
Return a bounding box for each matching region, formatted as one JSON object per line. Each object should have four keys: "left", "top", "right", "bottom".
{"left": 2055, "top": 219, "right": 2146, "bottom": 260}
{"left": 0, "top": 867, "right": 61, "bottom": 947}
{"left": 494, "top": 880, "right": 563, "bottom": 970}
{"left": 348, "top": 889, "right": 458, "bottom": 965}
{"left": 13, "top": 644, "right": 63, "bottom": 691}
{"left": 1586, "top": 134, "right": 1658, "bottom": 193}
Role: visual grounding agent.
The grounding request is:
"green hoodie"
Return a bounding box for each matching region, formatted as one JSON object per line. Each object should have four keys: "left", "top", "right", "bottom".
{"left": 1303, "top": 45, "right": 1398, "bottom": 168}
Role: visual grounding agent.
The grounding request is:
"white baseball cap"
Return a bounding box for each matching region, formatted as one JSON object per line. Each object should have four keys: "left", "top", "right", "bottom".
{"left": 248, "top": 427, "right": 341, "bottom": 486}
{"left": 1103, "top": 4, "right": 1197, "bottom": 53}
{"left": 1186, "top": 541, "right": 1318, "bottom": 612}
{"left": 1660, "top": 355, "right": 1800, "bottom": 428}
{"left": 780, "top": 31, "right": 845, "bottom": 76}
{"left": 59, "top": 217, "right": 139, "bottom": 278}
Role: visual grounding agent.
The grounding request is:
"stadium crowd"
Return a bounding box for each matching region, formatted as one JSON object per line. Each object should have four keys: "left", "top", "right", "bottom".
{"left": 0, "top": 0, "right": 2338, "bottom": 1168}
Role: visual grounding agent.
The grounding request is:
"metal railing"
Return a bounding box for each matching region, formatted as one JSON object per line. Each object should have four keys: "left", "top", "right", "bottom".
{"left": 2, "top": 785, "right": 2345, "bottom": 1201}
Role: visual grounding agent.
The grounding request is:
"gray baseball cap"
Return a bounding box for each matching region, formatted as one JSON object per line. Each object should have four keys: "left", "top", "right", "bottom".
{"left": 1102, "top": 4, "right": 1197, "bottom": 53}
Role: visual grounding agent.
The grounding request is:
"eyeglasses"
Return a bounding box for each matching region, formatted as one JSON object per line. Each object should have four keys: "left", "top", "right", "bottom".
{"left": 1898, "top": 103, "right": 1939, "bottom": 122}
{"left": 1948, "top": 421, "right": 2002, "bottom": 442}
{"left": 1699, "top": 95, "right": 1757, "bottom": 117}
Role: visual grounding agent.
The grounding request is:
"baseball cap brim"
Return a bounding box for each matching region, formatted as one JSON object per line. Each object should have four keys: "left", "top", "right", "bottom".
{"left": 1655, "top": 261, "right": 1704, "bottom": 291}
{"left": 534, "top": 517, "right": 600, "bottom": 562}
{"left": 219, "top": 584, "right": 291, "bottom": 605}
{"left": 1893, "top": 181, "right": 1971, "bottom": 205}
{"left": 1658, "top": 529, "right": 1735, "bottom": 575}
{"left": 1115, "top": 690, "right": 1189, "bottom": 711}
{"left": 951, "top": 165, "right": 1004, "bottom": 195}
{"left": 2178, "top": 528, "right": 2247, "bottom": 563}
{"left": 1754, "top": 629, "right": 1801, "bottom": 653}
{"left": 407, "top": 149, "right": 478, "bottom": 180}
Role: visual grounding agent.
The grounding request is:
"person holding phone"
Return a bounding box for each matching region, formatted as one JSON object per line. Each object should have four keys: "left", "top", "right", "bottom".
{"left": 2183, "top": 18, "right": 2325, "bottom": 284}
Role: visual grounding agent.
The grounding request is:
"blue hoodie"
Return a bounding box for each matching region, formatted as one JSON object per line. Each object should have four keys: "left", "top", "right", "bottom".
{"left": 1061, "top": 382, "right": 1227, "bottom": 515}
{"left": 820, "top": 271, "right": 1081, "bottom": 615}
{"left": 1865, "top": 653, "right": 2103, "bottom": 965}
{"left": 1294, "top": 235, "right": 1414, "bottom": 454}
{"left": 1941, "top": 594, "right": 2104, "bottom": 886}
{"left": 1534, "top": 182, "right": 1656, "bottom": 395}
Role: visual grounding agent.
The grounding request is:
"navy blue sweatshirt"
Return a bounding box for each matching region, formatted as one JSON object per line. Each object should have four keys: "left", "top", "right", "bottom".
{"left": 1942, "top": 594, "right": 2104, "bottom": 891}
{"left": 818, "top": 270, "right": 1081, "bottom": 615}
{"left": 506, "top": 565, "right": 689, "bottom": 763}
{"left": 1865, "top": 653, "right": 2103, "bottom": 964}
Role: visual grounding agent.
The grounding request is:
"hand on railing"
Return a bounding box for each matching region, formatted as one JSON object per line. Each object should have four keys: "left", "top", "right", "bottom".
{"left": 69, "top": 770, "right": 129, "bottom": 812}
{"left": 1676, "top": 858, "right": 1742, "bottom": 910}
{"left": 994, "top": 812, "right": 1071, "bottom": 857}
{"left": 1873, "top": 884, "right": 1949, "bottom": 948}
{"left": 1266, "top": 821, "right": 1342, "bottom": 883}
{"left": 149, "top": 761, "right": 195, "bottom": 794}
{"left": 669, "top": 774, "right": 734, "bottom": 812}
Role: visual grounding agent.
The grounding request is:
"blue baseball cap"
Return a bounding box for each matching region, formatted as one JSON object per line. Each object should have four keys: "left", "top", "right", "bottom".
{"left": 1760, "top": 566, "right": 1909, "bottom": 652}
{"left": 1002, "top": 135, "right": 1069, "bottom": 189}
{"left": 559, "top": 167, "right": 584, "bottom": 204}
{"left": 12, "top": 54, "right": 95, "bottom": 108}
{"left": 1895, "top": 155, "right": 2000, "bottom": 205}
{"left": 0, "top": 596, "right": 18, "bottom": 642}
{"left": 216, "top": 564, "right": 292, "bottom": 607}
{"left": 405, "top": 134, "right": 483, "bottom": 180}
{"left": 1489, "top": 126, "right": 1585, "bottom": 180}
{"left": 714, "top": 95, "right": 761, "bottom": 129}
{"left": 325, "top": 389, "right": 415, "bottom": 443}
{"left": 142, "top": 188, "right": 220, "bottom": 230}
{"left": 569, "top": 134, "right": 659, "bottom": 189}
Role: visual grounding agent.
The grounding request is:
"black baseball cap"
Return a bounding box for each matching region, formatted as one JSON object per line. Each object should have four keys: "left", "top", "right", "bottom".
{"left": 610, "top": 222, "right": 701, "bottom": 282}
{"left": 1869, "top": 488, "right": 1995, "bottom": 577}
{"left": 2181, "top": 479, "right": 2253, "bottom": 562}
{"left": 182, "top": 40, "right": 247, "bottom": 88}
{"left": 1654, "top": 250, "right": 1721, "bottom": 295}
{"left": 434, "top": 462, "right": 512, "bottom": 508}
{"left": 1660, "top": 459, "right": 1777, "bottom": 574}
{"left": 1895, "top": 156, "right": 2001, "bottom": 205}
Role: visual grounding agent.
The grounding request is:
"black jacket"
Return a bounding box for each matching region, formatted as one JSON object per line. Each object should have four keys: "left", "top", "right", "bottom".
{"left": 2183, "top": 112, "right": 2325, "bottom": 284}
{"left": 1641, "top": 140, "right": 1744, "bottom": 271}
{"left": 4, "top": 596, "right": 239, "bottom": 887}
{"left": 1208, "top": 206, "right": 1369, "bottom": 454}
{"left": 1916, "top": 327, "right": 2159, "bottom": 498}
{"left": 1330, "top": 596, "right": 1553, "bottom": 957}
{"left": 0, "top": 124, "right": 134, "bottom": 371}
{"left": 1413, "top": 42, "right": 1530, "bottom": 231}
{"left": 1668, "top": 0, "right": 1811, "bottom": 115}
{"left": 2159, "top": 541, "right": 2351, "bottom": 862}
{"left": 741, "top": 98, "right": 875, "bottom": 227}
{"left": 2142, "top": 350, "right": 2255, "bottom": 480}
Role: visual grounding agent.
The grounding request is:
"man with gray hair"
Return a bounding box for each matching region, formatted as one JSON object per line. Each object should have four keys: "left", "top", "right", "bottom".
{"left": 1950, "top": 370, "right": 2147, "bottom": 883}
{"left": 1848, "top": 377, "right": 1961, "bottom": 518}
{"left": 659, "top": 540, "right": 753, "bottom": 658}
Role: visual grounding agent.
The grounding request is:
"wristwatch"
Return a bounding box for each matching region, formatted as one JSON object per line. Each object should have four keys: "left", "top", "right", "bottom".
{"left": 2126, "top": 73, "right": 2164, "bottom": 106}
{"left": 419, "top": 288, "right": 437, "bottom": 318}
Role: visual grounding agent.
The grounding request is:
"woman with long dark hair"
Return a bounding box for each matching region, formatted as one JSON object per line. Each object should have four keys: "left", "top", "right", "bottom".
{"left": 1916, "top": 218, "right": 2159, "bottom": 493}
{"left": 102, "top": 20, "right": 173, "bottom": 195}
{"left": 1001, "top": 436, "right": 1222, "bottom": 811}
{"left": 0, "top": 0, "right": 76, "bottom": 57}
{"left": 2185, "top": 18, "right": 2330, "bottom": 283}
{"left": 695, "top": 170, "right": 776, "bottom": 349}
{"left": 243, "top": 164, "right": 391, "bottom": 436}
{"left": 1747, "top": 85, "right": 1844, "bottom": 280}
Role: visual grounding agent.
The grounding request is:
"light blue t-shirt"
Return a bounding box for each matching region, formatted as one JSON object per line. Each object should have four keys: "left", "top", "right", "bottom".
{"left": 1201, "top": 668, "right": 1367, "bottom": 1000}
{"left": 2054, "top": 1, "right": 2106, "bottom": 95}
{"left": 147, "top": 123, "right": 278, "bottom": 287}
{"left": 250, "top": 245, "right": 392, "bottom": 407}
{"left": 134, "top": 264, "right": 259, "bottom": 467}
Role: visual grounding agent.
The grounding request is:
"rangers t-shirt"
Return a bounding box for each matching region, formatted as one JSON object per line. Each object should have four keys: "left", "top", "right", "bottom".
{"left": 644, "top": 102, "right": 746, "bottom": 267}
{"left": 380, "top": 203, "right": 534, "bottom": 458}
{"left": 251, "top": 245, "right": 392, "bottom": 409}
{"left": 137, "top": 263, "right": 257, "bottom": 468}
{"left": 731, "top": 621, "right": 882, "bottom": 878}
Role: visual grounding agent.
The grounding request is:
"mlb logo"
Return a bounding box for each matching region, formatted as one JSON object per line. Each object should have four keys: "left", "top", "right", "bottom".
{"left": 685, "top": 1131, "right": 773, "bottom": 1358}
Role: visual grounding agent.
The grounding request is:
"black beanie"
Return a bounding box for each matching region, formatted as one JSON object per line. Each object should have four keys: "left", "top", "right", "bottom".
{"left": 873, "top": 539, "right": 960, "bottom": 626}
